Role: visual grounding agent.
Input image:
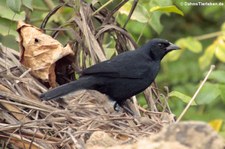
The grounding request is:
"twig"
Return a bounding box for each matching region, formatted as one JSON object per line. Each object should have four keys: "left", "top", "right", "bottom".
{"left": 92, "top": 0, "right": 114, "bottom": 16}
{"left": 104, "top": 0, "right": 129, "bottom": 24}
{"left": 0, "top": 99, "right": 50, "bottom": 112}
{"left": 0, "top": 91, "right": 57, "bottom": 112}
{"left": 123, "top": 0, "right": 139, "bottom": 28}
{"left": 176, "top": 65, "right": 215, "bottom": 122}
{"left": 67, "top": 128, "right": 83, "bottom": 149}
{"left": 132, "top": 96, "right": 141, "bottom": 116}
{"left": 194, "top": 31, "right": 224, "bottom": 41}
{"left": 40, "top": 3, "right": 65, "bottom": 30}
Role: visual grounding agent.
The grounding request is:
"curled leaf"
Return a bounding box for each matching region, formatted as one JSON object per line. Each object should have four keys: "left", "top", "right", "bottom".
{"left": 17, "top": 21, "right": 74, "bottom": 87}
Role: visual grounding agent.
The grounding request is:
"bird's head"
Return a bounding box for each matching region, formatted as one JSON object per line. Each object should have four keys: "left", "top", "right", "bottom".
{"left": 144, "top": 38, "right": 180, "bottom": 60}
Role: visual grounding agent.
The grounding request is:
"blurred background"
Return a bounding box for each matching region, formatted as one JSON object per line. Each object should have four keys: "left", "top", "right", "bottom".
{"left": 0, "top": 0, "right": 225, "bottom": 137}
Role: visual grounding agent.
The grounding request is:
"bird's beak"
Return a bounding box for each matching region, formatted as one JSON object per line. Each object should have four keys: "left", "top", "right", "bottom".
{"left": 166, "top": 43, "right": 180, "bottom": 52}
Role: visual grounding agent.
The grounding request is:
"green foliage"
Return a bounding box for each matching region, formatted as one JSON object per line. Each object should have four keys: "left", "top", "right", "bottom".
{"left": 219, "top": 85, "right": 225, "bottom": 104}
{"left": 6, "top": 0, "right": 33, "bottom": 13}
{"left": 6, "top": 0, "right": 22, "bottom": 13}
{"left": 0, "top": 0, "right": 34, "bottom": 50}
{"left": 215, "top": 40, "right": 225, "bottom": 63}
{"left": 199, "top": 44, "right": 215, "bottom": 70}
{"left": 176, "top": 37, "right": 202, "bottom": 53}
{"left": 199, "top": 35, "right": 225, "bottom": 69}
{"left": 169, "top": 91, "right": 196, "bottom": 105}
{"left": 165, "top": 37, "right": 202, "bottom": 62}
{"left": 150, "top": 5, "right": 184, "bottom": 16}
{"left": 195, "top": 82, "right": 220, "bottom": 105}
{"left": 118, "top": 0, "right": 182, "bottom": 35}
{"left": 22, "top": 0, "right": 33, "bottom": 11}
{"left": 209, "top": 70, "right": 225, "bottom": 83}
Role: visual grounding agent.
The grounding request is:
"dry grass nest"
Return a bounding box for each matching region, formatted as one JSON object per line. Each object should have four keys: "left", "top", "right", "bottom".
{"left": 0, "top": 45, "right": 175, "bottom": 149}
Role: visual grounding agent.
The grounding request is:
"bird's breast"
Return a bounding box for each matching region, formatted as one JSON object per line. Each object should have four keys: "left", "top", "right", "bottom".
{"left": 144, "top": 62, "right": 160, "bottom": 84}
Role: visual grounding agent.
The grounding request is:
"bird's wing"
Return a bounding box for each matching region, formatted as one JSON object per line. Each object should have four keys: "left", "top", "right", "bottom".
{"left": 81, "top": 51, "right": 150, "bottom": 79}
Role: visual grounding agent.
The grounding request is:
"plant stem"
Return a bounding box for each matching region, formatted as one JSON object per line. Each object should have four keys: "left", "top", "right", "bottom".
{"left": 43, "top": 0, "right": 55, "bottom": 10}
{"left": 176, "top": 65, "right": 215, "bottom": 123}
{"left": 194, "top": 31, "right": 225, "bottom": 40}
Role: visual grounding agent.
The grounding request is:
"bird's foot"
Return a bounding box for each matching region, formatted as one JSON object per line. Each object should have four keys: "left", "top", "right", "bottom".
{"left": 113, "top": 102, "right": 121, "bottom": 112}
{"left": 113, "top": 101, "right": 134, "bottom": 115}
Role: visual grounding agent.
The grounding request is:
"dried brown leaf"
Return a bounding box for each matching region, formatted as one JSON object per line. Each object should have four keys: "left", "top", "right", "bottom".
{"left": 17, "top": 21, "right": 74, "bottom": 86}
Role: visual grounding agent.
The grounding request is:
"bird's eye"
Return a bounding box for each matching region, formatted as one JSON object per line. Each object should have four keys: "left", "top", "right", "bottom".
{"left": 158, "top": 43, "right": 163, "bottom": 48}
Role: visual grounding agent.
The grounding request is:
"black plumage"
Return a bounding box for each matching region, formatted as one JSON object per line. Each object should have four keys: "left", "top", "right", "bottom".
{"left": 40, "top": 38, "right": 180, "bottom": 105}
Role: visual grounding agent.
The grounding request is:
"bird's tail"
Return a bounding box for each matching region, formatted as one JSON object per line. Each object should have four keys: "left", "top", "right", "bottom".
{"left": 40, "top": 77, "right": 96, "bottom": 100}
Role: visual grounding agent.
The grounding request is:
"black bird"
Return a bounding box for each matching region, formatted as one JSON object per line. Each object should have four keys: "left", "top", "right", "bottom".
{"left": 40, "top": 38, "right": 180, "bottom": 105}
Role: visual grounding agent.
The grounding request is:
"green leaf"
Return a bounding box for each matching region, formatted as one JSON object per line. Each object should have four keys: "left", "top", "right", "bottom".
{"left": 199, "top": 44, "right": 215, "bottom": 70}
{"left": 221, "top": 22, "right": 225, "bottom": 31}
{"left": 149, "top": 12, "right": 163, "bottom": 34}
{"left": 22, "top": 0, "right": 33, "bottom": 11}
{"left": 149, "top": 0, "right": 173, "bottom": 7}
{"left": 148, "top": 0, "right": 173, "bottom": 34}
{"left": 119, "top": 2, "right": 149, "bottom": 23}
{"left": 0, "top": 2, "right": 25, "bottom": 21}
{"left": 0, "top": 18, "right": 18, "bottom": 36}
{"left": 0, "top": 34, "right": 19, "bottom": 51}
{"left": 150, "top": 5, "right": 184, "bottom": 16}
{"left": 169, "top": 91, "right": 196, "bottom": 105}
{"left": 163, "top": 49, "right": 183, "bottom": 61}
{"left": 215, "top": 41, "right": 225, "bottom": 62}
{"left": 196, "top": 82, "right": 220, "bottom": 105}
{"left": 209, "top": 71, "right": 225, "bottom": 83}
{"left": 6, "top": 0, "right": 22, "bottom": 13}
{"left": 176, "top": 37, "right": 202, "bottom": 53}
{"left": 218, "top": 84, "right": 225, "bottom": 105}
